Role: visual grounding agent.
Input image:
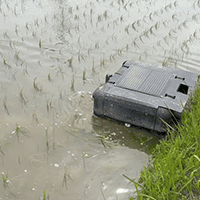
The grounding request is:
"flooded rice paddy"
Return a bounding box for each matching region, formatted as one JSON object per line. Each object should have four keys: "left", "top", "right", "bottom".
{"left": 0, "top": 0, "right": 200, "bottom": 199}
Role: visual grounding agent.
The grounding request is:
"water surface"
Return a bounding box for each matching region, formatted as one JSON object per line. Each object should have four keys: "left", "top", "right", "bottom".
{"left": 0, "top": 0, "right": 200, "bottom": 199}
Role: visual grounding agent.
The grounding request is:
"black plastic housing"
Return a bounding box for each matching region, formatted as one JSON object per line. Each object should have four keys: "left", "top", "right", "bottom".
{"left": 93, "top": 61, "right": 198, "bottom": 132}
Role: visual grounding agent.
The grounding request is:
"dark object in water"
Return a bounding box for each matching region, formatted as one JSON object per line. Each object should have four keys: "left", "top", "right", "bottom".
{"left": 92, "top": 61, "right": 198, "bottom": 132}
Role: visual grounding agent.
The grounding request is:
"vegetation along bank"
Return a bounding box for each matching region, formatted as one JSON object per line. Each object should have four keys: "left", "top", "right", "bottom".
{"left": 132, "top": 82, "right": 200, "bottom": 199}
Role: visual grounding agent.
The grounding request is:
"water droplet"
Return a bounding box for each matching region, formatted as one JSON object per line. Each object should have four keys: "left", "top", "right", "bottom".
{"left": 54, "top": 163, "right": 59, "bottom": 167}
{"left": 125, "top": 123, "right": 131, "bottom": 127}
{"left": 85, "top": 184, "right": 90, "bottom": 189}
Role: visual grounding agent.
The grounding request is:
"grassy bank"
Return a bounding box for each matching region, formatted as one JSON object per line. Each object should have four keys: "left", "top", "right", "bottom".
{"left": 133, "top": 84, "right": 200, "bottom": 200}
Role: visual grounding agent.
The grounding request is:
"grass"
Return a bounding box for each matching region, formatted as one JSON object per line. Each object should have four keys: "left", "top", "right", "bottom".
{"left": 132, "top": 83, "right": 200, "bottom": 199}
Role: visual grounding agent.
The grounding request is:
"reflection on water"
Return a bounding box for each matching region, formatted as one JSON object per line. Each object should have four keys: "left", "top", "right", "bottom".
{"left": 0, "top": 0, "right": 200, "bottom": 199}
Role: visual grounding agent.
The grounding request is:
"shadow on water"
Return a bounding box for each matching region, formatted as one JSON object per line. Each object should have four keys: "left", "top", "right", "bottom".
{"left": 91, "top": 115, "right": 165, "bottom": 155}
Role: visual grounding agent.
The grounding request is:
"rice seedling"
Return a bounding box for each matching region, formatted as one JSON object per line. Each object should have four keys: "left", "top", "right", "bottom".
{"left": 71, "top": 75, "right": 75, "bottom": 91}
{"left": 18, "top": 156, "right": 21, "bottom": 164}
{"left": 3, "top": 96, "right": 10, "bottom": 116}
{"left": 125, "top": 25, "right": 129, "bottom": 34}
{"left": 25, "top": 22, "right": 29, "bottom": 30}
{"left": 47, "top": 73, "right": 53, "bottom": 83}
{"left": 42, "top": 189, "right": 49, "bottom": 200}
{"left": 120, "top": 15, "right": 124, "bottom": 22}
{"left": 3, "top": 31, "right": 9, "bottom": 39}
{"left": 0, "top": 144, "right": 5, "bottom": 155}
{"left": 92, "top": 58, "right": 95, "bottom": 72}
{"left": 39, "top": 39, "right": 42, "bottom": 48}
{"left": 95, "top": 41, "right": 99, "bottom": 49}
{"left": 62, "top": 171, "right": 67, "bottom": 190}
{"left": 44, "top": 15, "right": 48, "bottom": 23}
{"left": 83, "top": 69, "right": 86, "bottom": 81}
{"left": 100, "top": 58, "right": 106, "bottom": 67}
{"left": 162, "top": 58, "right": 168, "bottom": 67}
{"left": 32, "top": 112, "right": 39, "bottom": 124}
{"left": 15, "top": 124, "right": 29, "bottom": 143}
{"left": 154, "top": 22, "right": 159, "bottom": 30}
{"left": 137, "top": 20, "right": 141, "bottom": 26}
{"left": 14, "top": 50, "right": 23, "bottom": 65}
{"left": 34, "top": 18, "right": 39, "bottom": 26}
{"left": 33, "top": 77, "right": 42, "bottom": 92}
{"left": 46, "top": 129, "right": 49, "bottom": 154}
{"left": 183, "top": 20, "right": 188, "bottom": 28}
{"left": 2, "top": 172, "right": 16, "bottom": 198}
{"left": 124, "top": 3, "right": 127, "bottom": 10}
{"left": 46, "top": 101, "right": 50, "bottom": 113}
{"left": 19, "top": 89, "right": 28, "bottom": 107}
{"left": 3, "top": 59, "right": 11, "bottom": 69}
{"left": 125, "top": 44, "right": 129, "bottom": 51}
{"left": 32, "top": 31, "right": 36, "bottom": 38}
{"left": 100, "top": 186, "right": 107, "bottom": 200}
{"left": 82, "top": 152, "right": 87, "bottom": 170}
{"left": 15, "top": 25, "right": 19, "bottom": 36}
{"left": 52, "top": 128, "right": 55, "bottom": 150}
{"left": 57, "top": 67, "right": 65, "bottom": 79}
{"left": 103, "top": 10, "right": 108, "bottom": 19}
{"left": 174, "top": 0, "right": 178, "bottom": 7}
{"left": 74, "top": 14, "right": 79, "bottom": 21}
{"left": 132, "top": 21, "right": 137, "bottom": 31}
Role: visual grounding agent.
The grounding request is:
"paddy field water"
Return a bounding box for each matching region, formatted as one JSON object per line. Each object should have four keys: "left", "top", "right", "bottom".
{"left": 0, "top": 0, "right": 200, "bottom": 199}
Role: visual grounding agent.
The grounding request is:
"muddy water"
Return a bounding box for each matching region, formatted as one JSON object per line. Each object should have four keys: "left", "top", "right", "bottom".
{"left": 0, "top": 0, "right": 200, "bottom": 199}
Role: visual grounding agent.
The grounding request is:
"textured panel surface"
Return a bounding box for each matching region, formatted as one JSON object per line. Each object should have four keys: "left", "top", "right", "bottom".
{"left": 116, "top": 65, "right": 171, "bottom": 96}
